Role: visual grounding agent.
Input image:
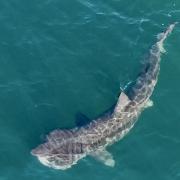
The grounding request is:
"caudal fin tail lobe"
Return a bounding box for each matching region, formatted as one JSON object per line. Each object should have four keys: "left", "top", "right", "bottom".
{"left": 156, "top": 22, "right": 178, "bottom": 53}
{"left": 158, "top": 22, "right": 178, "bottom": 43}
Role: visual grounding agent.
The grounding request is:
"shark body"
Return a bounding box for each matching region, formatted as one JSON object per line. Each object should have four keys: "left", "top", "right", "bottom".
{"left": 31, "top": 23, "right": 177, "bottom": 170}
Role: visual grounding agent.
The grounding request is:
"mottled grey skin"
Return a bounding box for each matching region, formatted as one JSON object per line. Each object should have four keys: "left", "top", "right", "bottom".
{"left": 31, "top": 23, "right": 177, "bottom": 170}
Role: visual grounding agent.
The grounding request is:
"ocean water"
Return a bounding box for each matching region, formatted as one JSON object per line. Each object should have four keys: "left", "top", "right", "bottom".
{"left": 0, "top": 0, "right": 180, "bottom": 179}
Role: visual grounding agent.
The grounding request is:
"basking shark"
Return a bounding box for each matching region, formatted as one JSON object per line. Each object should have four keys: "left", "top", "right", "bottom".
{"left": 31, "top": 23, "right": 177, "bottom": 170}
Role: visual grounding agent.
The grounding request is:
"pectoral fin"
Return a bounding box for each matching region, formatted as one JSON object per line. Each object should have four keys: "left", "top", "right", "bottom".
{"left": 90, "top": 149, "right": 115, "bottom": 167}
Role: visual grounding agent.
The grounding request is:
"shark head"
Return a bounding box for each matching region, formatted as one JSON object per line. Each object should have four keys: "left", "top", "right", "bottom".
{"left": 31, "top": 130, "right": 86, "bottom": 170}
{"left": 31, "top": 144, "right": 80, "bottom": 170}
{"left": 31, "top": 143, "right": 51, "bottom": 156}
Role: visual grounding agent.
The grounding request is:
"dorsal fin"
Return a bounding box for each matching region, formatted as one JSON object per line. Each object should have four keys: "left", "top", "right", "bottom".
{"left": 114, "top": 92, "right": 131, "bottom": 113}
{"left": 119, "top": 92, "right": 130, "bottom": 106}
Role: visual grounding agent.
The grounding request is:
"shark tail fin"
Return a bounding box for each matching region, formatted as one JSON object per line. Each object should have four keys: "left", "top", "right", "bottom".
{"left": 156, "top": 22, "right": 178, "bottom": 53}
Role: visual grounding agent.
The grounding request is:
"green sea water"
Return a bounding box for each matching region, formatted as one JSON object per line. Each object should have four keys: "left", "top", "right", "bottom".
{"left": 0, "top": 0, "right": 180, "bottom": 180}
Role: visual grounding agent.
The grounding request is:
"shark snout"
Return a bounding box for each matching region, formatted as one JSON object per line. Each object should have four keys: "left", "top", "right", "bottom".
{"left": 31, "top": 144, "right": 50, "bottom": 156}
